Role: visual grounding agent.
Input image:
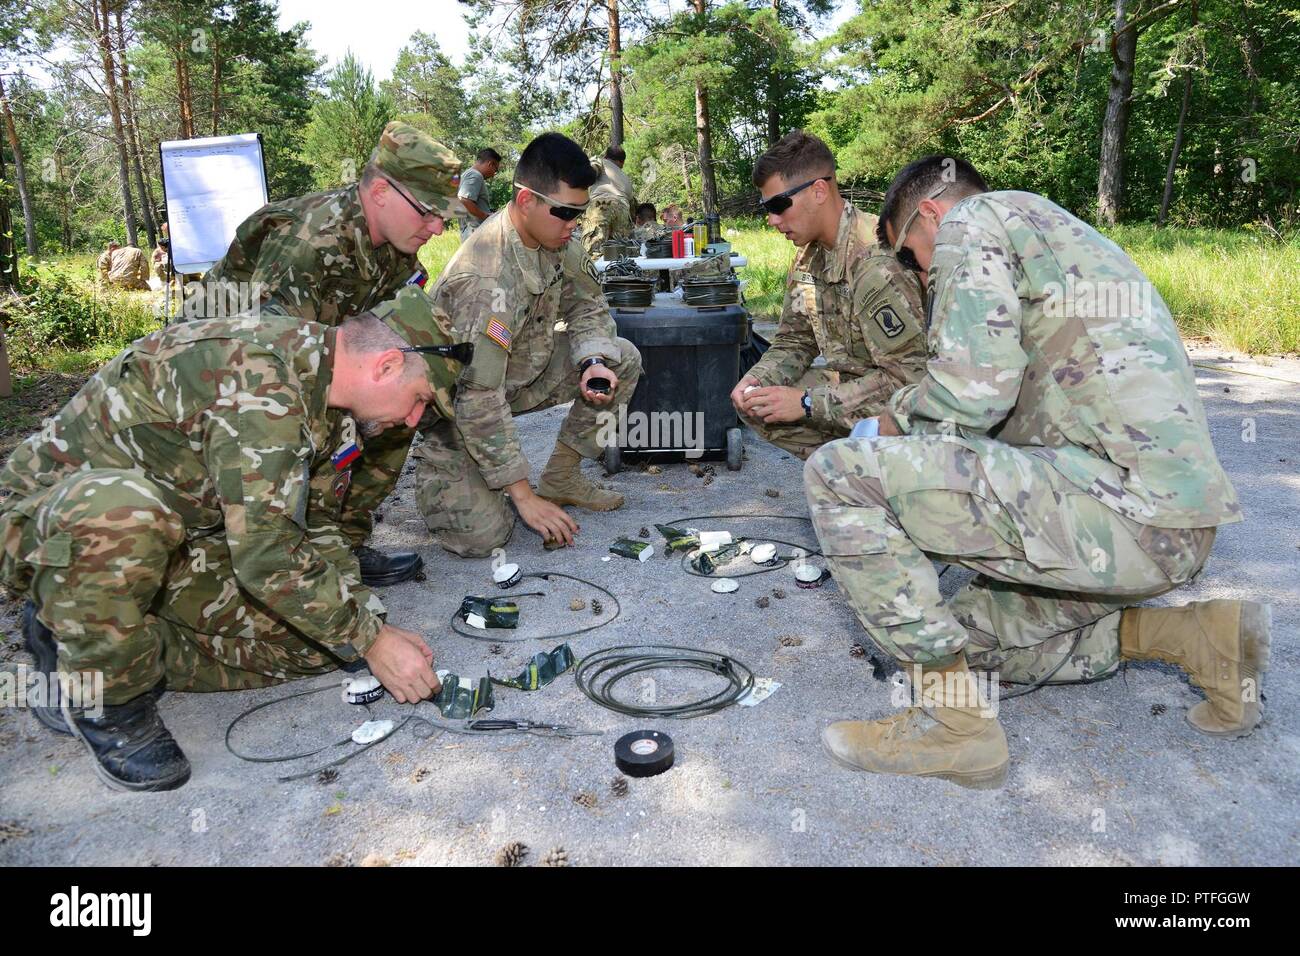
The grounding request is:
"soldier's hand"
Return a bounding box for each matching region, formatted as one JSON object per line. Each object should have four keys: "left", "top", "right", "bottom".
{"left": 731, "top": 375, "right": 761, "bottom": 416}
{"left": 580, "top": 364, "right": 619, "bottom": 406}
{"left": 509, "top": 483, "right": 580, "bottom": 547}
{"left": 746, "top": 386, "right": 805, "bottom": 424}
{"left": 365, "top": 625, "right": 441, "bottom": 704}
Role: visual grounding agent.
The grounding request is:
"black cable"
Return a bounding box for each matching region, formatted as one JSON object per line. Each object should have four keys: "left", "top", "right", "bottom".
{"left": 603, "top": 280, "right": 655, "bottom": 308}
{"left": 575, "top": 644, "right": 755, "bottom": 719}
{"left": 449, "top": 571, "right": 622, "bottom": 643}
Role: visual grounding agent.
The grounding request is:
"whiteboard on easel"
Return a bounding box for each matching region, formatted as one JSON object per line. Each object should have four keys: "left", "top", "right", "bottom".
{"left": 159, "top": 133, "right": 268, "bottom": 274}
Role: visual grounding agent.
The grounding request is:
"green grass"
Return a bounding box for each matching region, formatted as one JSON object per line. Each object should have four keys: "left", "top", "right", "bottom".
{"left": 725, "top": 217, "right": 1300, "bottom": 354}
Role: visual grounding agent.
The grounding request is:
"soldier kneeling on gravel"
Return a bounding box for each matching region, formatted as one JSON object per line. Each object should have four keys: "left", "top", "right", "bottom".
{"left": 807, "top": 155, "right": 1270, "bottom": 790}
{"left": 0, "top": 290, "right": 463, "bottom": 791}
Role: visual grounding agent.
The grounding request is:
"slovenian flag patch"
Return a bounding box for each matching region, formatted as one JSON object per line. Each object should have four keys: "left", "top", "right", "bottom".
{"left": 405, "top": 269, "right": 428, "bottom": 288}
{"left": 485, "top": 318, "right": 512, "bottom": 351}
{"left": 332, "top": 443, "right": 361, "bottom": 471}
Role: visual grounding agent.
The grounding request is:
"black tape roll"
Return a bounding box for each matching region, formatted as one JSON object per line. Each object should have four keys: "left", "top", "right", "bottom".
{"left": 615, "top": 730, "right": 675, "bottom": 777}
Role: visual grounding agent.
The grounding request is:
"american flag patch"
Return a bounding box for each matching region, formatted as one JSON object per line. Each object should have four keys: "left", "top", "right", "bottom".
{"left": 485, "top": 318, "right": 512, "bottom": 351}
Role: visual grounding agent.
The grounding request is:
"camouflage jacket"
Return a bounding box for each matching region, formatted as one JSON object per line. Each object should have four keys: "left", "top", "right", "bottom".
{"left": 203, "top": 183, "right": 419, "bottom": 326}
{"left": 589, "top": 157, "right": 635, "bottom": 208}
{"left": 889, "top": 190, "right": 1240, "bottom": 529}
{"left": 749, "top": 201, "right": 928, "bottom": 429}
{"left": 0, "top": 316, "right": 386, "bottom": 656}
{"left": 98, "top": 247, "right": 151, "bottom": 290}
{"left": 428, "top": 205, "right": 621, "bottom": 488}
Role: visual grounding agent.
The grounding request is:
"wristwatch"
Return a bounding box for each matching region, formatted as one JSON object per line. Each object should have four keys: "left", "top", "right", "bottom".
{"left": 580, "top": 357, "right": 606, "bottom": 372}
{"left": 801, "top": 389, "right": 813, "bottom": 419}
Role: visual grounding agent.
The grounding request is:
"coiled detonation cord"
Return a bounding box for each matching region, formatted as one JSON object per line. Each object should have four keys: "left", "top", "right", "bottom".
{"left": 449, "top": 571, "right": 622, "bottom": 643}
{"left": 575, "top": 644, "right": 755, "bottom": 719}
{"left": 681, "top": 277, "right": 740, "bottom": 307}
{"left": 603, "top": 280, "right": 656, "bottom": 308}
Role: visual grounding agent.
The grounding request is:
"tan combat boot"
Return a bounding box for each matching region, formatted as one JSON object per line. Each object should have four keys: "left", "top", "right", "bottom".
{"left": 536, "top": 441, "right": 624, "bottom": 511}
{"left": 1119, "top": 600, "right": 1270, "bottom": 737}
{"left": 821, "top": 656, "right": 1009, "bottom": 790}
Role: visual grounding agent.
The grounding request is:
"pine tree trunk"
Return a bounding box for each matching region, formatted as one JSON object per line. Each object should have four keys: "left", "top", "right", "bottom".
{"left": 0, "top": 74, "right": 37, "bottom": 258}
{"left": 57, "top": 151, "right": 72, "bottom": 251}
{"left": 766, "top": 0, "right": 781, "bottom": 146}
{"left": 211, "top": 28, "right": 221, "bottom": 136}
{"left": 176, "top": 44, "right": 195, "bottom": 138}
{"left": 608, "top": 1, "right": 623, "bottom": 147}
{"left": 96, "top": 0, "right": 139, "bottom": 246}
{"left": 0, "top": 142, "right": 17, "bottom": 292}
{"left": 1097, "top": 0, "right": 1137, "bottom": 226}
{"left": 116, "top": 4, "right": 157, "bottom": 248}
{"left": 693, "top": 0, "right": 718, "bottom": 215}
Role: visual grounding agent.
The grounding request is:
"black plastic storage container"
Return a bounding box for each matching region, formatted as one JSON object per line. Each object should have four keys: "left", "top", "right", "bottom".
{"left": 607, "top": 299, "right": 750, "bottom": 472}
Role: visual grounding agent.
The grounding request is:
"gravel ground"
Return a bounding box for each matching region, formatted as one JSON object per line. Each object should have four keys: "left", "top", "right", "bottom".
{"left": 0, "top": 345, "right": 1295, "bottom": 867}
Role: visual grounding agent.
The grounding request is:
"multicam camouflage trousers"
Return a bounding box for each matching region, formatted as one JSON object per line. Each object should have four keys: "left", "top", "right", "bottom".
{"left": 413, "top": 335, "right": 643, "bottom": 557}
{"left": 0, "top": 470, "right": 350, "bottom": 705}
{"left": 804, "top": 435, "right": 1216, "bottom": 684}
{"left": 740, "top": 368, "right": 850, "bottom": 460}
{"left": 579, "top": 198, "right": 633, "bottom": 259}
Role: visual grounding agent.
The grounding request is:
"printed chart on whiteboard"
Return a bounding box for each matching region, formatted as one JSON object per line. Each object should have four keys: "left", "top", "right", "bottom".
{"left": 159, "top": 133, "right": 268, "bottom": 274}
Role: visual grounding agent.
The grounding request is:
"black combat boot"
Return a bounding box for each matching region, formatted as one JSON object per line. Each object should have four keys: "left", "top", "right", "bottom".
{"left": 353, "top": 545, "right": 424, "bottom": 586}
{"left": 62, "top": 691, "right": 192, "bottom": 792}
{"left": 22, "top": 601, "right": 72, "bottom": 737}
{"left": 24, "top": 601, "right": 165, "bottom": 737}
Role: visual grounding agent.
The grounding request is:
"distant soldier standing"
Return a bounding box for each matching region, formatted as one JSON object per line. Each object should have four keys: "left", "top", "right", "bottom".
{"left": 579, "top": 145, "right": 636, "bottom": 258}
{"left": 806, "top": 156, "right": 1268, "bottom": 789}
{"left": 731, "top": 132, "right": 928, "bottom": 459}
{"left": 201, "top": 121, "right": 465, "bottom": 587}
{"left": 414, "top": 132, "right": 642, "bottom": 555}
{"left": 458, "top": 147, "right": 502, "bottom": 238}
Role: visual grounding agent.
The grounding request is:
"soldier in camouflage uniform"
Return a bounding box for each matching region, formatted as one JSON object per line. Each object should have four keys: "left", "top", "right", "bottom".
{"left": 732, "top": 132, "right": 927, "bottom": 459}
{"left": 97, "top": 242, "right": 151, "bottom": 291}
{"left": 807, "top": 156, "right": 1268, "bottom": 789}
{"left": 414, "top": 132, "right": 642, "bottom": 556}
{"left": 200, "top": 121, "right": 465, "bottom": 588}
{"left": 0, "top": 290, "right": 463, "bottom": 791}
{"left": 579, "top": 145, "right": 636, "bottom": 259}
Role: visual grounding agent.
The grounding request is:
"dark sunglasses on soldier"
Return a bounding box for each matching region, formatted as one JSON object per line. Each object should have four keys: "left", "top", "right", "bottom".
{"left": 759, "top": 176, "right": 832, "bottom": 215}
{"left": 514, "top": 181, "right": 588, "bottom": 221}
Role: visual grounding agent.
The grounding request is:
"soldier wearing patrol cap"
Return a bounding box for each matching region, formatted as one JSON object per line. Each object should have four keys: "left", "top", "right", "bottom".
{"left": 731, "top": 132, "right": 928, "bottom": 460}
{"left": 413, "top": 131, "right": 643, "bottom": 556}
{"left": 0, "top": 291, "right": 467, "bottom": 791}
{"left": 200, "top": 121, "right": 466, "bottom": 590}
{"left": 806, "top": 155, "right": 1269, "bottom": 790}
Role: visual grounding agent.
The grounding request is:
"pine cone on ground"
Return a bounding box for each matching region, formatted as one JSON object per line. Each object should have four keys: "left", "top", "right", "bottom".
{"left": 573, "top": 790, "right": 598, "bottom": 809}
{"left": 610, "top": 776, "right": 629, "bottom": 797}
{"left": 542, "top": 846, "right": 569, "bottom": 867}
{"left": 495, "top": 841, "right": 529, "bottom": 867}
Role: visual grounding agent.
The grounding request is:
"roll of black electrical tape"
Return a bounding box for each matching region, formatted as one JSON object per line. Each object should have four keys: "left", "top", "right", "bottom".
{"left": 615, "top": 730, "right": 675, "bottom": 777}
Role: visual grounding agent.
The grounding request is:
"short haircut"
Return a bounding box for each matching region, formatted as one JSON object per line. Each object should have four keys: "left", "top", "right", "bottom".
{"left": 878, "top": 155, "right": 989, "bottom": 243}
{"left": 359, "top": 162, "right": 382, "bottom": 188}
{"left": 635, "top": 202, "right": 657, "bottom": 224}
{"left": 752, "top": 130, "right": 835, "bottom": 189}
{"left": 477, "top": 147, "right": 502, "bottom": 164}
{"left": 516, "top": 132, "right": 598, "bottom": 194}
{"left": 604, "top": 145, "right": 626, "bottom": 163}
{"left": 341, "top": 312, "right": 423, "bottom": 381}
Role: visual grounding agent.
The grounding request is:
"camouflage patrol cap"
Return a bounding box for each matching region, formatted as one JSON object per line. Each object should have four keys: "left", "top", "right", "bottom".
{"left": 370, "top": 285, "right": 473, "bottom": 421}
{"left": 371, "top": 121, "right": 466, "bottom": 218}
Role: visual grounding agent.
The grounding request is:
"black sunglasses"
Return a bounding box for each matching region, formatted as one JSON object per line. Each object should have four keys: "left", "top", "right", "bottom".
{"left": 400, "top": 342, "right": 475, "bottom": 364}
{"left": 514, "top": 182, "right": 588, "bottom": 221}
{"left": 759, "top": 176, "right": 832, "bottom": 215}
